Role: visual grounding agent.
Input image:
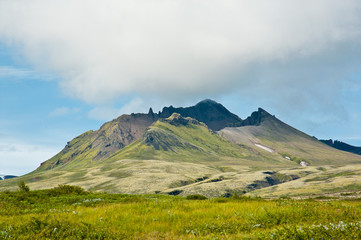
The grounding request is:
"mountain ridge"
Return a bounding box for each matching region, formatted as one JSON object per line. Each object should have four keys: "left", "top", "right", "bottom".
{"left": 2, "top": 99, "right": 361, "bottom": 198}
{"left": 320, "top": 139, "right": 361, "bottom": 155}
{"left": 33, "top": 101, "right": 361, "bottom": 171}
{"left": 37, "top": 100, "right": 244, "bottom": 171}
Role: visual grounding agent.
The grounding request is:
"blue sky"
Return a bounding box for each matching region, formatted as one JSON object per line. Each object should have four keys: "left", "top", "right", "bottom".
{"left": 1, "top": 1, "right": 361, "bottom": 175}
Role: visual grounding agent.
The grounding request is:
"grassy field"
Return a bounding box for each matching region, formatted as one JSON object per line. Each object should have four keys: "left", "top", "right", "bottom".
{"left": 1, "top": 185, "right": 361, "bottom": 239}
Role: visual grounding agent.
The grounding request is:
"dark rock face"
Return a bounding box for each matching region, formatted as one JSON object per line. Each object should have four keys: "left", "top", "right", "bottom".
{"left": 148, "top": 107, "right": 155, "bottom": 118}
{"left": 42, "top": 113, "right": 160, "bottom": 170}
{"left": 92, "top": 113, "right": 159, "bottom": 159}
{"left": 158, "top": 99, "right": 243, "bottom": 131}
{"left": 237, "top": 108, "right": 272, "bottom": 127}
{"left": 320, "top": 139, "right": 361, "bottom": 155}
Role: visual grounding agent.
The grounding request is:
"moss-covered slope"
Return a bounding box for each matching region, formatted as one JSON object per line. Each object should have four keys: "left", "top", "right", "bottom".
{"left": 107, "top": 113, "right": 259, "bottom": 163}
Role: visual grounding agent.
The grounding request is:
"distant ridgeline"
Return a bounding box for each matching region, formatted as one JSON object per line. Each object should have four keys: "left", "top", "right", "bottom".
{"left": 320, "top": 139, "right": 361, "bottom": 155}
{"left": 0, "top": 175, "right": 17, "bottom": 180}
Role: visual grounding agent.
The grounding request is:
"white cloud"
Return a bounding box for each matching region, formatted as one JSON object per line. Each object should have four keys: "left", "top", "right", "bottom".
{"left": 49, "top": 107, "right": 80, "bottom": 117}
{"left": 88, "top": 98, "right": 154, "bottom": 120}
{"left": 0, "top": 0, "right": 360, "bottom": 105}
{"left": 88, "top": 106, "right": 121, "bottom": 121}
{"left": 0, "top": 65, "right": 56, "bottom": 80}
{"left": 0, "top": 66, "right": 34, "bottom": 78}
{"left": 0, "top": 139, "right": 60, "bottom": 176}
{"left": 117, "top": 98, "right": 148, "bottom": 114}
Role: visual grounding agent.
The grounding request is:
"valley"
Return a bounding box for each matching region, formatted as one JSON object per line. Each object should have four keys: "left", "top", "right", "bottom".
{"left": 1, "top": 187, "right": 361, "bottom": 239}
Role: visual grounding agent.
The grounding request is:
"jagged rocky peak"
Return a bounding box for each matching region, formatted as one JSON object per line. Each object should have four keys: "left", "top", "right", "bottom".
{"left": 158, "top": 99, "right": 242, "bottom": 131}
{"left": 196, "top": 99, "right": 218, "bottom": 106}
{"left": 240, "top": 108, "right": 272, "bottom": 126}
{"left": 161, "top": 113, "right": 203, "bottom": 127}
{"left": 320, "top": 139, "right": 361, "bottom": 155}
{"left": 148, "top": 107, "right": 155, "bottom": 117}
{"left": 195, "top": 99, "right": 233, "bottom": 115}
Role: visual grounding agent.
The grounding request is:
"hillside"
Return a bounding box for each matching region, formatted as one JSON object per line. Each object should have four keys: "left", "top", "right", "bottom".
{"left": 37, "top": 112, "right": 158, "bottom": 171}
{"left": 0, "top": 113, "right": 298, "bottom": 196}
{"left": 218, "top": 108, "right": 361, "bottom": 166}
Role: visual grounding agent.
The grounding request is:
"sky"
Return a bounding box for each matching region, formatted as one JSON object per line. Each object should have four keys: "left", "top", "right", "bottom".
{"left": 1, "top": 0, "right": 361, "bottom": 175}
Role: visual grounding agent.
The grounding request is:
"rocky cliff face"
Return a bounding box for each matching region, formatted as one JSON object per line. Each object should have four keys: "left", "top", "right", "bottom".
{"left": 91, "top": 112, "right": 159, "bottom": 160}
{"left": 158, "top": 99, "right": 242, "bottom": 131}
{"left": 236, "top": 108, "right": 272, "bottom": 127}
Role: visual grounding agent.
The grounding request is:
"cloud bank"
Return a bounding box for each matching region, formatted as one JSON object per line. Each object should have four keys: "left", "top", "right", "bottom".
{"left": 0, "top": 0, "right": 361, "bottom": 112}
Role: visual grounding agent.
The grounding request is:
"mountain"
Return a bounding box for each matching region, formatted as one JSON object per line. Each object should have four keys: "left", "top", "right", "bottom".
{"left": 320, "top": 139, "right": 361, "bottom": 155}
{"left": 37, "top": 99, "right": 242, "bottom": 171}
{"left": 0, "top": 175, "right": 17, "bottom": 180}
{"left": 1, "top": 100, "right": 361, "bottom": 198}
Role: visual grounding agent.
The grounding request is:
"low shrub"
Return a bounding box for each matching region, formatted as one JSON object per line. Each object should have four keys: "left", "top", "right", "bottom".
{"left": 47, "top": 184, "right": 86, "bottom": 196}
{"left": 17, "top": 180, "right": 30, "bottom": 192}
{"left": 186, "top": 194, "right": 207, "bottom": 200}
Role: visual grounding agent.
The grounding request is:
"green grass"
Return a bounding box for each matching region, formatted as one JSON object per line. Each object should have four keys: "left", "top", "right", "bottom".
{"left": 305, "top": 171, "right": 358, "bottom": 182}
{"left": 2, "top": 186, "right": 361, "bottom": 239}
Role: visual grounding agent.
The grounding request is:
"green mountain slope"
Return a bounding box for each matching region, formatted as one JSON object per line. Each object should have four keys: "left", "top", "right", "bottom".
{"left": 108, "top": 113, "right": 248, "bottom": 162}
{"left": 106, "top": 112, "right": 295, "bottom": 168}
{"left": 219, "top": 108, "right": 361, "bottom": 166}
{"left": 38, "top": 113, "right": 158, "bottom": 171}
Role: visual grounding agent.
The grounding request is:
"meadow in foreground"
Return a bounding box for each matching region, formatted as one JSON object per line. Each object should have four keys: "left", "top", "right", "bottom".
{"left": 1, "top": 184, "right": 361, "bottom": 239}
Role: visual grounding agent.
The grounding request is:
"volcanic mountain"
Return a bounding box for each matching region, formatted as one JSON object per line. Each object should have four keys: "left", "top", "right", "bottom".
{"left": 1, "top": 100, "right": 361, "bottom": 198}
{"left": 38, "top": 99, "right": 242, "bottom": 170}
